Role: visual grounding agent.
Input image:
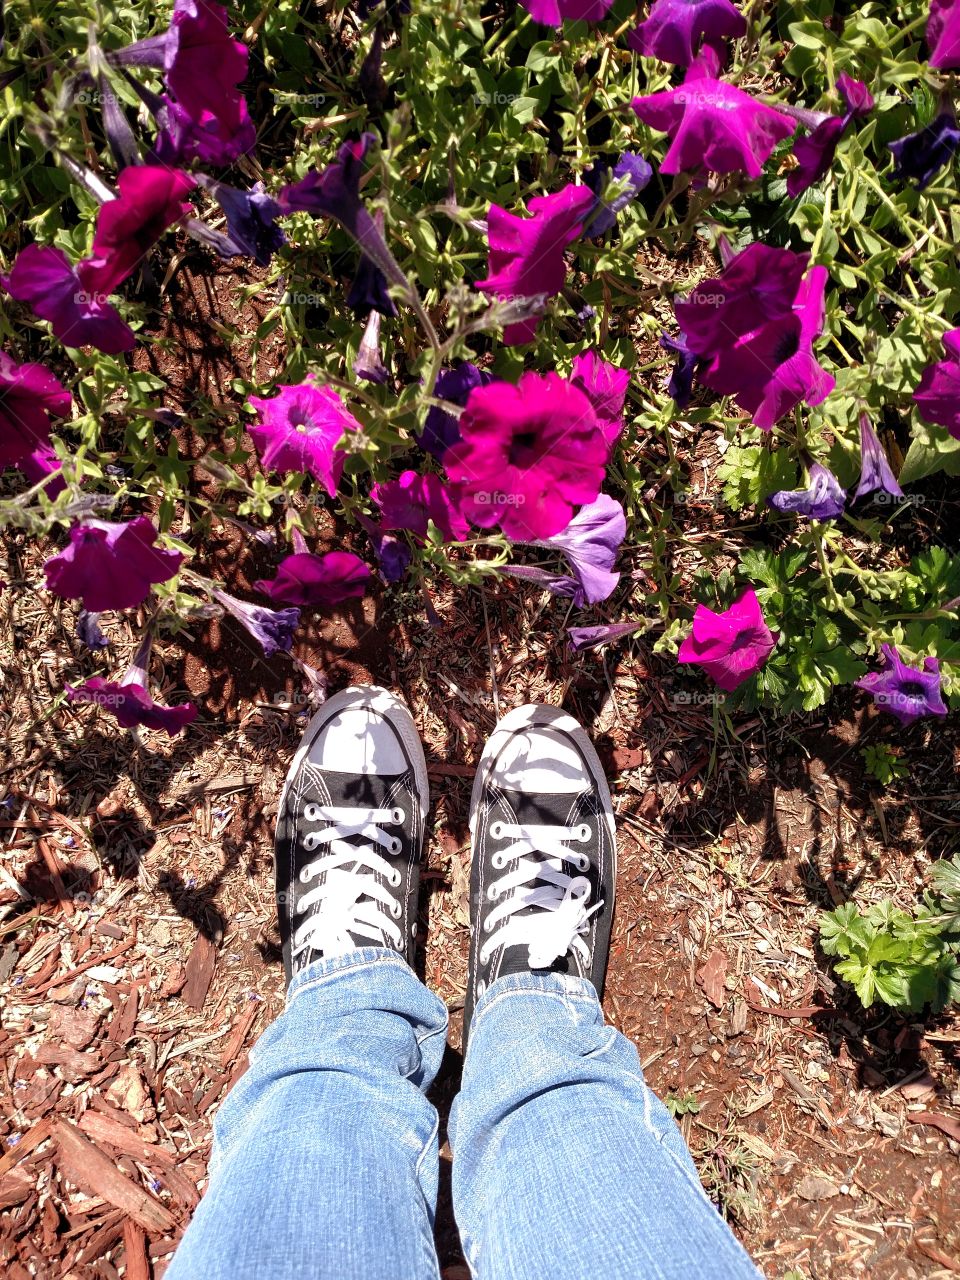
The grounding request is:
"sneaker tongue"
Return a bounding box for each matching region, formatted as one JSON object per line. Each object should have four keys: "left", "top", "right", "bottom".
{"left": 305, "top": 767, "right": 408, "bottom": 812}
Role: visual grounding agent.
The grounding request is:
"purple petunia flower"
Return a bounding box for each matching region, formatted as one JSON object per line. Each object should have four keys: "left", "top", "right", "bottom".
{"left": 443, "top": 372, "right": 608, "bottom": 540}
{"left": 374, "top": 535, "right": 413, "bottom": 584}
{"left": 568, "top": 621, "right": 644, "bottom": 652}
{"left": 569, "top": 352, "right": 630, "bottom": 448}
{"left": 674, "top": 243, "right": 809, "bottom": 356}
{"left": 371, "top": 471, "right": 471, "bottom": 542}
{"left": 44, "top": 516, "right": 184, "bottom": 612}
{"left": 81, "top": 166, "right": 196, "bottom": 297}
{"left": 677, "top": 587, "right": 776, "bottom": 691}
{"left": 66, "top": 633, "right": 196, "bottom": 736}
{"left": 631, "top": 60, "right": 795, "bottom": 177}
{"left": 787, "top": 75, "right": 874, "bottom": 198}
{"left": 768, "top": 463, "right": 846, "bottom": 521}
{"left": 418, "top": 364, "right": 493, "bottom": 460}
{"left": 347, "top": 253, "right": 397, "bottom": 318}
{"left": 856, "top": 644, "right": 949, "bottom": 726}
{"left": 278, "top": 134, "right": 410, "bottom": 301}
{"left": 0, "top": 352, "right": 72, "bottom": 474}
{"left": 353, "top": 310, "right": 389, "bottom": 385}
{"left": 914, "top": 329, "right": 960, "bottom": 440}
{"left": 204, "top": 181, "right": 285, "bottom": 266}
{"left": 660, "top": 332, "right": 705, "bottom": 407}
{"left": 211, "top": 588, "right": 300, "bottom": 657}
{"left": 928, "top": 0, "right": 960, "bottom": 69}
{"left": 247, "top": 378, "right": 359, "bottom": 495}
{"left": 583, "top": 152, "right": 653, "bottom": 236}
{"left": 533, "top": 493, "right": 627, "bottom": 605}
{"left": 854, "top": 414, "right": 904, "bottom": 501}
{"left": 889, "top": 109, "right": 960, "bottom": 190}
{"left": 521, "top": 0, "right": 614, "bottom": 24}
{"left": 254, "top": 549, "right": 370, "bottom": 608}
{"left": 698, "top": 264, "right": 836, "bottom": 431}
{"left": 76, "top": 611, "right": 109, "bottom": 651}
{"left": 476, "top": 184, "right": 595, "bottom": 345}
{"left": 627, "top": 0, "right": 746, "bottom": 67}
{"left": 17, "top": 442, "right": 66, "bottom": 491}
{"left": 1, "top": 245, "right": 136, "bottom": 355}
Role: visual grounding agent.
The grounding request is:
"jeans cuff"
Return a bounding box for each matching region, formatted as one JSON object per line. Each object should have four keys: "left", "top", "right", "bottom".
{"left": 285, "top": 947, "right": 412, "bottom": 1007}
{"left": 472, "top": 969, "right": 601, "bottom": 1028}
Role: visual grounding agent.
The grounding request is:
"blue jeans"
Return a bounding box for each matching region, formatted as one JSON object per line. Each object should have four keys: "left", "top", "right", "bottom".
{"left": 167, "top": 950, "right": 760, "bottom": 1279}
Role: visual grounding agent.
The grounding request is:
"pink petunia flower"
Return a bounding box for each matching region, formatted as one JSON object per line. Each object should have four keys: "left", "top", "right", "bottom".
{"left": 66, "top": 635, "right": 196, "bottom": 736}
{"left": 247, "top": 378, "right": 359, "bottom": 495}
{"left": 928, "top": 0, "right": 960, "bottom": 69}
{"left": 632, "top": 62, "right": 795, "bottom": 177}
{"left": 443, "top": 372, "right": 609, "bottom": 539}
{"left": 476, "top": 185, "right": 595, "bottom": 345}
{"left": 627, "top": 0, "right": 746, "bottom": 67}
{"left": 81, "top": 166, "right": 196, "bottom": 297}
{"left": 371, "top": 471, "right": 471, "bottom": 542}
{"left": 522, "top": 0, "right": 614, "bottom": 25}
{"left": 677, "top": 588, "right": 776, "bottom": 690}
{"left": 2, "top": 245, "right": 136, "bottom": 355}
{"left": 570, "top": 351, "right": 630, "bottom": 448}
{"left": 914, "top": 329, "right": 960, "bottom": 440}
{"left": 45, "top": 516, "right": 184, "bottom": 612}
{"left": 254, "top": 546, "right": 370, "bottom": 608}
{"left": 0, "top": 352, "right": 71, "bottom": 473}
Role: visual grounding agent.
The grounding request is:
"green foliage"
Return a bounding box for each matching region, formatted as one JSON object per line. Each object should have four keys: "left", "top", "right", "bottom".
{"left": 860, "top": 743, "right": 909, "bottom": 786}
{"left": 820, "top": 864, "right": 960, "bottom": 1014}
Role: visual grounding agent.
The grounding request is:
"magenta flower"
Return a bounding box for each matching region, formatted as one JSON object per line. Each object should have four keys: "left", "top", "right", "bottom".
{"left": 45, "top": 516, "right": 184, "bottom": 612}
{"left": 928, "top": 0, "right": 960, "bottom": 68}
{"left": 82, "top": 166, "right": 196, "bottom": 296}
{"left": 787, "top": 75, "right": 874, "bottom": 197}
{"left": 699, "top": 266, "right": 836, "bottom": 430}
{"left": 0, "top": 352, "right": 71, "bottom": 473}
{"left": 768, "top": 463, "right": 846, "bottom": 521}
{"left": 443, "top": 372, "right": 608, "bottom": 540}
{"left": 675, "top": 243, "right": 808, "bottom": 356}
{"left": 856, "top": 645, "right": 948, "bottom": 726}
{"left": 2, "top": 245, "right": 135, "bottom": 354}
{"left": 854, "top": 415, "right": 903, "bottom": 502}
{"left": 914, "top": 329, "right": 960, "bottom": 440}
{"left": 522, "top": 0, "right": 614, "bottom": 23}
{"left": 627, "top": 0, "right": 746, "bottom": 67}
{"left": 254, "top": 549, "right": 370, "bottom": 608}
{"left": 677, "top": 588, "right": 776, "bottom": 691}
{"left": 18, "top": 442, "right": 65, "bottom": 491}
{"left": 632, "top": 66, "right": 795, "bottom": 177}
{"left": 211, "top": 588, "right": 299, "bottom": 657}
{"left": 476, "top": 185, "right": 595, "bottom": 345}
{"left": 247, "top": 378, "right": 359, "bottom": 495}
{"left": 372, "top": 470, "right": 471, "bottom": 542}
{"left": 570, "top": 351, "right": 630, "bottom": 448}
{"left": 66, "top": 635, "right": 196, "bottom": 736}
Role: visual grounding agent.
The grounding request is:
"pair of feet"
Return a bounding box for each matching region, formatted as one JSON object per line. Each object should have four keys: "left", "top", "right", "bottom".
{"left": 275, "top": 686, "right": 617, "bottom": 1034}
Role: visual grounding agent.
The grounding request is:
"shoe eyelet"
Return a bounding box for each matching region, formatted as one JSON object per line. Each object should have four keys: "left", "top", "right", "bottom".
{"left": 388, "top": 837, "right": 402, "bottom": 855}
{"left": 491, "top": 851, "right": 507, "bottom": 870}
{"left": 577, "top": 854, "right": 590, "bottom": 872}
{"left": 490, "top": 821, "right": 505, "bottom": 840}
{"left": 487, "top": 885, "right": 499, "bottom": 901}
{"left": 391, "top": 902, "right": 402, "bottom": 919}
{"left": 576, "top": 823, "right": 591, "bottom": 842}
{"left": 390, "top": 870, "right": 402, "bottom": 888}
{"left": 411, "top": 922, "right": 418, "bottom": 937}
{"left": 390, "top": 807, "right": 405, "bottom": 825}
{"left": 476, "top": 979, "right": 487, "bottom": 998}
{"left": 482, "top": 917, "right": 494, "bottom": 934}
{"left": 304, "top": 803, "right": 320, "bottom": 821}
{"left": 299, "top": 867, "right": 311, "bottom": 883}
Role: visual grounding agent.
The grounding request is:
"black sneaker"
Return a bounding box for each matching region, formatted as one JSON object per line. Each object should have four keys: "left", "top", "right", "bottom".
{"left": 274, "top": 685, "right": 429, "bottom": 984}
{"left": 464, "top": 704, "right": 617, "bottom": 1038}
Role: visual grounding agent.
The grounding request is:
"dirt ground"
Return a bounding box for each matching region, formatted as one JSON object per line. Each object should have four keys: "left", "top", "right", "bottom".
{"left": 2, "top": 257, "right": 959, "bottom": 1279}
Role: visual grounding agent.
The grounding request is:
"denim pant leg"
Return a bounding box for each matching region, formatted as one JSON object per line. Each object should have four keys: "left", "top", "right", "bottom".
{"left": 449, "top": 972, "right": 761, "bottom": 1280}
{"left": 166, "top": 950, "right": 449, "bottom": 1280}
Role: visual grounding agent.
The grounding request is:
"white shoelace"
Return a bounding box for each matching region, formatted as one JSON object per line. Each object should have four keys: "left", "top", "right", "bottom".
{"left": 292, "top": 803, "right": 406, "bottom": 959}
{"left": 479, "top": 819, "right": 601, "bottom": 968}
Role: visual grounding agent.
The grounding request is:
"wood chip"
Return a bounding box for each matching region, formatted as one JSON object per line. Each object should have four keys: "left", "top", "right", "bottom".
{"left": 123, "top": 1220, "right": 151, "bottom": 1280}
{"left": 695, "top": 948, "right": 727, "bottom": 1010}
{"left": 181, "top": 933, "right": 217, "bottom": 1011}
{"left": 908, "top": 1111, "right": 960, "bottom": 1143}
{"left": 54, "top": 1121, "right": 176, "bottom": 1235}
{"left": 219, "top": 1001, "right": 261, "bottom": 1069}
{"left": 795, "top": 1173, "right": 840, "bottom": 1201}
